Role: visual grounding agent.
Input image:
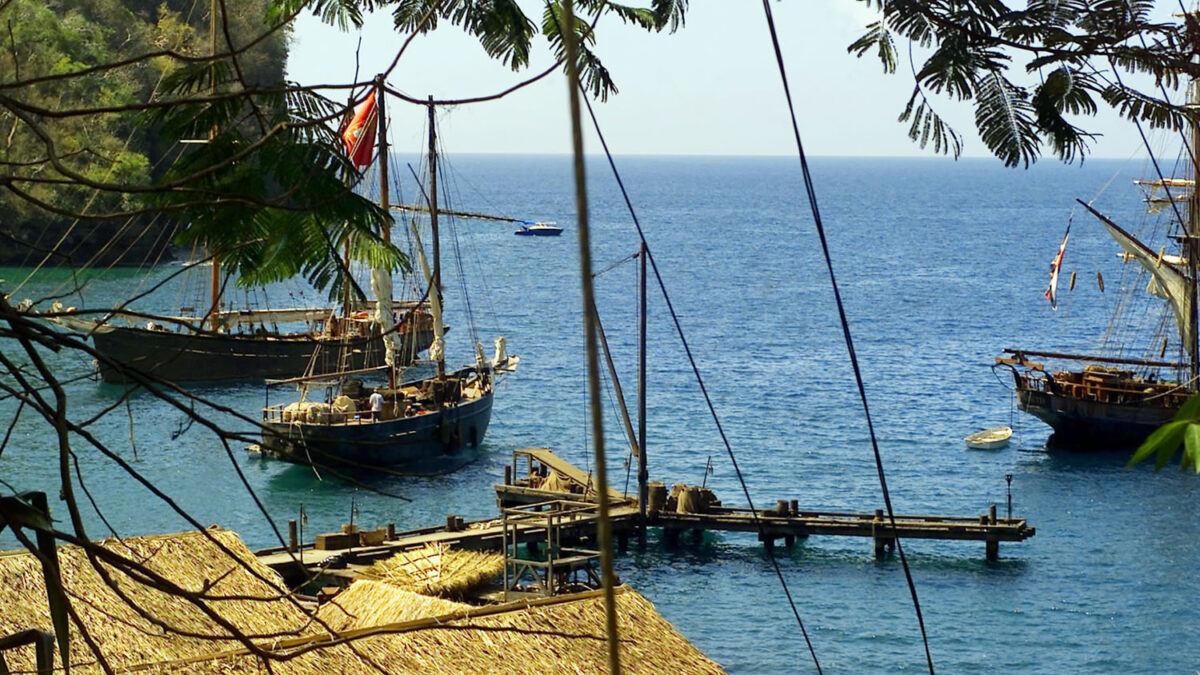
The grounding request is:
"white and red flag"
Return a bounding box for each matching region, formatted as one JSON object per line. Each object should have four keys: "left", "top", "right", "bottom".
{"left": 1045, "top": 223, "right": 1070, "bottom": 310}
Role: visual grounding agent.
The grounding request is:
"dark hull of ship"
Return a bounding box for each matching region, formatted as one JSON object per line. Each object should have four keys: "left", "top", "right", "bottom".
{"left": 91, "top": 325, "right": 436, "bottom": 384}
{"left": 260, "top": 391, "right": 493, "bottom": 468}
{"left": 1015, "top": 387, "right": 1179, "bottom": 450}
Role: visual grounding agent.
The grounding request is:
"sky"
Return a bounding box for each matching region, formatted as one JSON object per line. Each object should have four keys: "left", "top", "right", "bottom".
{"left": 285, "top": 2, "right": 1163, "bottom": 160}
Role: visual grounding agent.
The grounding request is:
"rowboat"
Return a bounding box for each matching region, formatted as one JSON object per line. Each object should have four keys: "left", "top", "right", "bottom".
{"left": 964, "top": 426, "right": 1012, "bottom": 450}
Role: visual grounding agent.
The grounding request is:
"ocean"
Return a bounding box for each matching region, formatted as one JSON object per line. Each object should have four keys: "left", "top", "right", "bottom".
{"left": 2, "top": 154, "right": 1198, "bottom": 673}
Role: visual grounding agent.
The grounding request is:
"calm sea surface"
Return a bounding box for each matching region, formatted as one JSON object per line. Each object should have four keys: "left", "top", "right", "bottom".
{"left": 2, "top": 155, "right": 1198, "bottom": 673}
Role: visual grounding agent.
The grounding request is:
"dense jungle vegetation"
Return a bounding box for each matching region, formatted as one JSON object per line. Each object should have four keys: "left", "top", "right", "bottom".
{"left": 0, "top": 0, "right": 287, "bottom": 266}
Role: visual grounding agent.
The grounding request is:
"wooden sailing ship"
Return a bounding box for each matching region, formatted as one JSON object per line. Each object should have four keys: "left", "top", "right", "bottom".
{"left": 258, "top": 84, "right": 517, "bottom": 469}
{"left": 998, "top": 84, "right": 1200, "bottom": 449}
{"left": 50, "top": 302, "right": 435, "bottom": 384}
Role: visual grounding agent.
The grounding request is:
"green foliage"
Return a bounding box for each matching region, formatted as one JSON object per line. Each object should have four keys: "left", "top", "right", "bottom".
{"left": 370, "top": 0, "right": 686, "bottom": 102}
{"left": 848, "top": 0, "right": 1193, "bottom": 165}
{"left": 145, "top": 65, "right": 404, "bottom": 300}
{"left": 1128, "top": 394, "right": 1200, "bottom": 473}
{"left": 898, "top": 89, "right": 963, "bottom": 158}
{"left": 0, "top": 0, "right": 290, "bottom": 266}
{"left": 3, "top": 0, "right": 686, "bottom": 280}
{"left": 1031, "top": 67, "right": 1096, "bottom": 164}
{"left": 974, "top": 71, "right": 1039, "bottom": 168}
{"left": 848, "top": 22, "right": 897, "bottom": 74}
{"left": 269, "top": 0, "right": 377, "bottom": 31}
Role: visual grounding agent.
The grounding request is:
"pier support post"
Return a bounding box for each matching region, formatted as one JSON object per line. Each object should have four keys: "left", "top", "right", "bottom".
{"left": 872, "top": 509, "right": 894, "bottom": 559}
{"left": 873, "top": 536, "right": 895, "bottom": 559}
{"left": 986, "top": 538, "right": 999, "bottom": 561}
{"left": 785, "top": 535, "right": 795, "bottom": 548}
{"left": 288, "top": 519, "right": 297, "bottom": 552}
{"left": 664, "top": 527, "right": 680, "bottom": 547}
{"left": 617, "top": 532, "right": 629, "bottom": 553}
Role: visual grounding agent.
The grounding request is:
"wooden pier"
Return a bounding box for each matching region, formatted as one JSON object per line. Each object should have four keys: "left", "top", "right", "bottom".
{"left": 496, "top": 448, "right": 1034, "bottom": 559}
{"left": 258, "top": 448, "right": 1035, "bottom": 585}
{"left": 656, "top": 504, "right": 1030, "bottom": 559}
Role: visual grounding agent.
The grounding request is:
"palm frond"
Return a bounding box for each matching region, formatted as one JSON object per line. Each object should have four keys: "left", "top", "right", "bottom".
{"left": 1030, "top": 67, "right": 1096, "bottom": 162}
{"left": 543, "top": 2, "right": 617, "bottom": 101}
{"left": 1101, "top": 84, "right": 1188, "bottom": 132}
{"left": 974, "top": 71, "right": 1039, "bottom": 167}
{"left": 898, "top": 87, "right": 963, "bottom": 158}
{"left": 269, "top": 0, "right": 370, "bottom": 30}
{"left": 848, "top": 22, "right": 897, "bottom": 74}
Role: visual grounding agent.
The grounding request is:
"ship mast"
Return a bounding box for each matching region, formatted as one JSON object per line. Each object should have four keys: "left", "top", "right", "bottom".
{"left": 1189, "top": 74, "right": 1200, "bottom": 387}
{"left": 208, "top": 0, "right": 221, "bottom": 332}
{"left": 427, "top": 97, "right": 446, "bottom": 385}
{"left": 377, "top": 75, "right": 396, "bottom": 390}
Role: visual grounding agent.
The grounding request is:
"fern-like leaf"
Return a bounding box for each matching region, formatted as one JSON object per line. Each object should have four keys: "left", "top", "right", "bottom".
{"left": 974, "top": 71, "right": 1039, "bottom": 167}
{"left": 898, "top": 87, "right": 963, "bottom": 158}
{"left": 1101, "top": 84, "right": 1187, "bottom": 132}
{"left": 848, "top": 21, "right": 897, "bottom": 74}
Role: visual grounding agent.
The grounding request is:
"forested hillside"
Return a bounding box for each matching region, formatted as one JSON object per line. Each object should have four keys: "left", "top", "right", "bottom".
{"left": 0, "top": 0, "right": 287, "bottom": 267}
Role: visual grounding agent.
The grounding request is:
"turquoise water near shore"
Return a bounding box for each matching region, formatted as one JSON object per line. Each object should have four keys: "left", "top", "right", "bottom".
{"left": 2, "top": 154, "right": 1198, "bottom": 673}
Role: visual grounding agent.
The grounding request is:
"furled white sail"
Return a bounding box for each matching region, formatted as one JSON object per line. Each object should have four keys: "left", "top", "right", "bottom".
{"left": 1102, "top": 218, "right": 1194, "bottom": 360}
{"left": 369, "top": 267, "right": 397, "bottom": 368}
{"left": 408, "top": 217, "right": 445, "bottom": 364}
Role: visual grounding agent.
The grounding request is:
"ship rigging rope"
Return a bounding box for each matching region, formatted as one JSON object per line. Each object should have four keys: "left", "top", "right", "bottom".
{"left": 757, "top": 0, "right": 935, "bottom": 671}
{"left": 436, "top": 147, "right": 484, "bottom": 343}
{"left": 1104, "top": 10, "right": 1200, "bottom": 376}
{"left": 569, "top": 40, "right": 823, "bottom": 675}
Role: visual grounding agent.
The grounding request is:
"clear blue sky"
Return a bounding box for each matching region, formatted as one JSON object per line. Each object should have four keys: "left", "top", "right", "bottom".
{"left": 286, "top": 2, "right": 1158, "bottom": 160}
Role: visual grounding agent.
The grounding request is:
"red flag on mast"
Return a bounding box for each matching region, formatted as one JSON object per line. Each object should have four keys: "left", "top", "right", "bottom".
{"left": 340, "top": 90, "right": 378, "bottom": 170}
{"left": 1045, "top": 222, "right": 1070, "bottom": 310}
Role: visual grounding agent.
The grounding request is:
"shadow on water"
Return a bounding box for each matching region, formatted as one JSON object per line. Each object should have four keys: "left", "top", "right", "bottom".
{"left": 261, "top": 449, "right": 485, "bottom": 494}
{"left": 1017, "top": 445, "right": 1138, "bottom": 473}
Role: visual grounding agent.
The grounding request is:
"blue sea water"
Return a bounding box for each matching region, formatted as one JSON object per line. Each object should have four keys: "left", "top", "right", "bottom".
{"left": 2, "top": 154, "right": 1199, "bottom": 673}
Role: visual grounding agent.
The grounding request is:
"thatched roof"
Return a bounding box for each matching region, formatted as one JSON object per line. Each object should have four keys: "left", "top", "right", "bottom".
{"left": 315, "top": 580, "right": 468, "bottom": 631}
{"left": 0, "top": 528, "right": 318, "bottom": 673}
{"left": 361, "top": 543, "right": 504, "bottom": 599}
{"left": 154, "top": 586, "right": 726, "bottom": 674}
{"left": 0, "top": 530, "right": 725, "bottom": 674}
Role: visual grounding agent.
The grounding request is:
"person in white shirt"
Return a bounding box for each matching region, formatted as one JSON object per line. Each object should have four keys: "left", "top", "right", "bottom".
{"left": 368, "top": 390, "right": 384, "bottom": 420}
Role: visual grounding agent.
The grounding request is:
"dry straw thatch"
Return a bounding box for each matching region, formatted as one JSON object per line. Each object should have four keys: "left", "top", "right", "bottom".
{"left": 0, "top": 528, "right": 319, "bottom": 673}
{"left": 361, "top": 543, "right": 504, "bottom": 598}
{"left": 315, "top": 580, "right": 468, "bottom": 631}
{"left": 155, "top": 586, "right": 726, "bottom": 674}
{"left": 0, "top": 530, "right": 724, "bottom": 674}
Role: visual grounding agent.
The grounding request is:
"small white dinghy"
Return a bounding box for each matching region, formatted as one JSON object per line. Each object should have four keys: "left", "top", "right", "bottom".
{"left": 964, "top": 426, "right": 1012, "bottom": 450}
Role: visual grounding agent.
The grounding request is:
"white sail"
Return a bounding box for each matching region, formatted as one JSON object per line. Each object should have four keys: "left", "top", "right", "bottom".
{"left": 1102, "top": 218, "right": 1194, "bottom": 360}
{"left": 408, "top": 217, "right": 445, "bottom": 362}
{"left": 369, "top": 267, "right": 397, "bottom": 368}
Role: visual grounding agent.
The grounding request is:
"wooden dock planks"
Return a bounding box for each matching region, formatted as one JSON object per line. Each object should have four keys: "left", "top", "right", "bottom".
{"left": 258, "top": 454, "right": 1036, "bottom": 581}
